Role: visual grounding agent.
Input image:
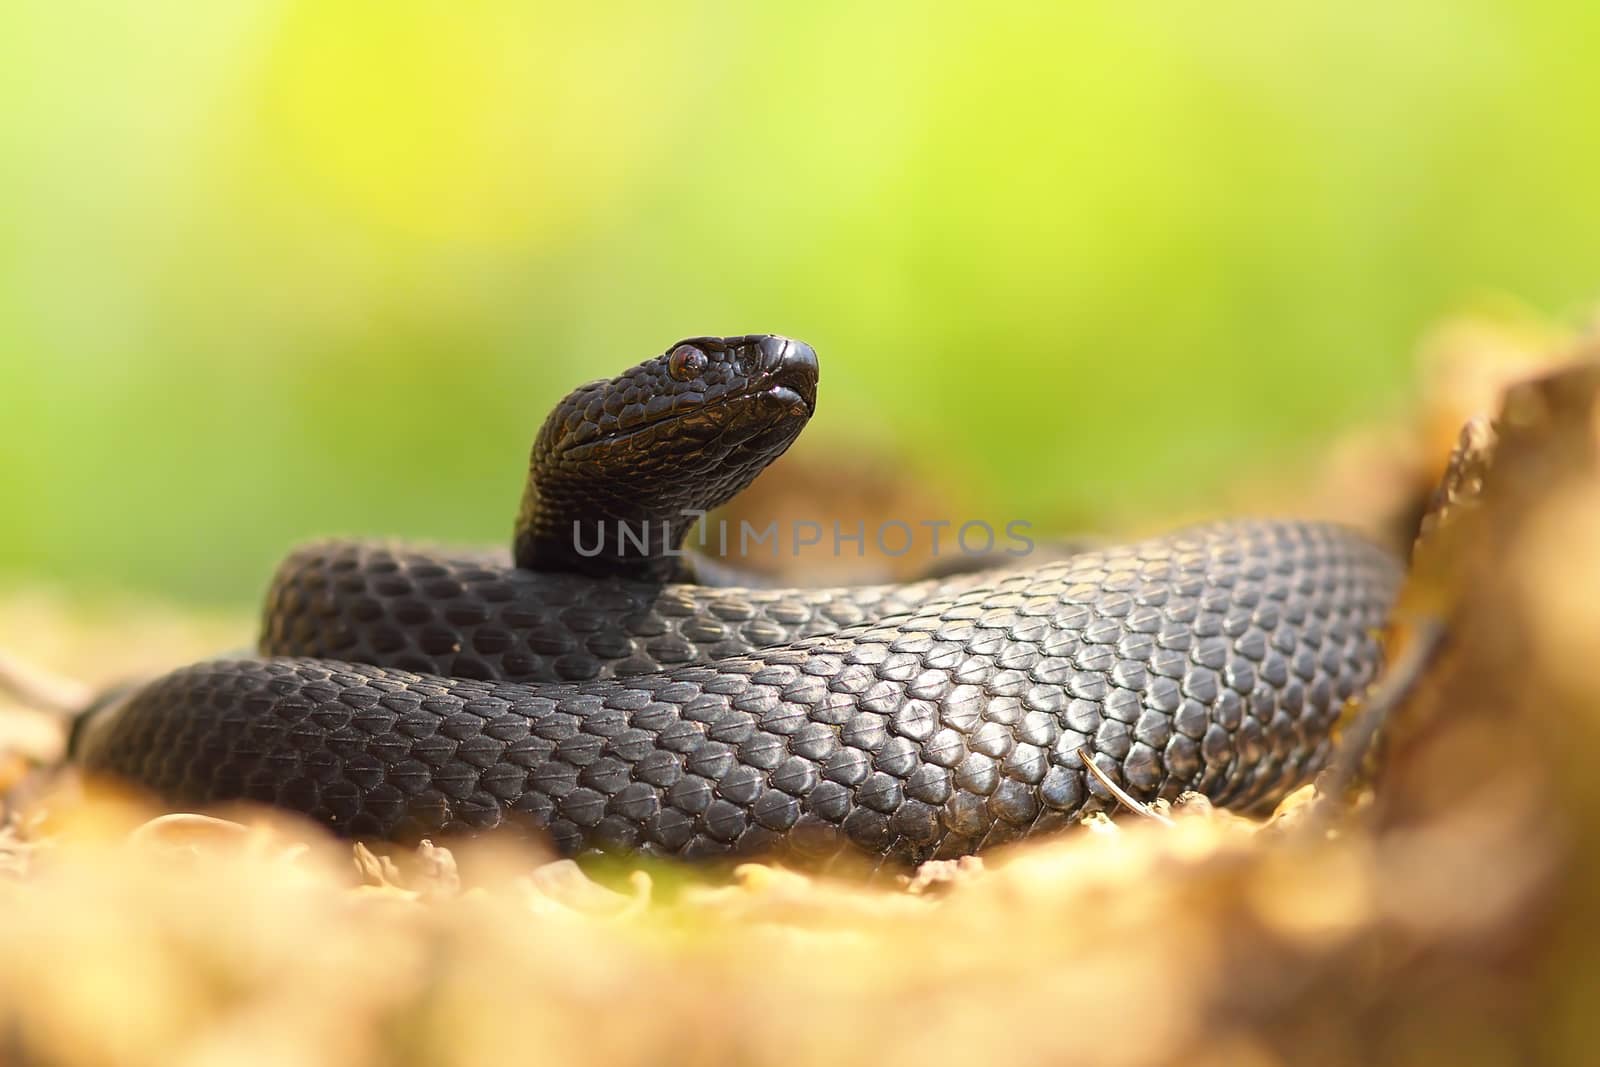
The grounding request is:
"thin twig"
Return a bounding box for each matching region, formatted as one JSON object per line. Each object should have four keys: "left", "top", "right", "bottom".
{"left": 1075, "top": 746, "right": 1174, "bottom": 826}
{"left": 0, "top": 650, "right": 92, "bottom": 716}
{"left": 1306, "top": 616, "right": 1449, "bottom": 832}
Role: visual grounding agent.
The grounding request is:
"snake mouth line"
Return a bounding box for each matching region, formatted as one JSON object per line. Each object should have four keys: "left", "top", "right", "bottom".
{"left": 763, "top": 383, "right": 812, "bottom": 416}
{"left": 582, "top": 378, "right": 812, "bottom": 450}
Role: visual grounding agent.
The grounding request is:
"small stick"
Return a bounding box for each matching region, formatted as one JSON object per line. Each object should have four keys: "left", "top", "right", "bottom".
{"left": 1306, "top": 615, "right": 1448, "bottom": 831}
{"left": 0, "top": 650, "right": 92, "bottom": 716}
{"left": 1076, "top": 746, "right": 1174, "bottom": 826}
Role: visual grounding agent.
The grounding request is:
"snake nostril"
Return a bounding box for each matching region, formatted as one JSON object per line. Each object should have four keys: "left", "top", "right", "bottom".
{"left": 756, "top": 335, "right": 787, "bottom": 368}
{"left": 784, "top": 339, "right": 818, "bottom": 379}
{"left": 768, "top": 338, "right": 819, "bottom": 400}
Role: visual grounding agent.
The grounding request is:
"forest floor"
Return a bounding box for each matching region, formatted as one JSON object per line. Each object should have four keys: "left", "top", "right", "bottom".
{"left": 3, "top": 314, "right": 1596, "bottom": 1067}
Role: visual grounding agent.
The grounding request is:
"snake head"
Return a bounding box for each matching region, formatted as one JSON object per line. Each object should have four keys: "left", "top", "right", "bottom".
{"left": 516, "top": 334, "right": 820, "bottom": 578}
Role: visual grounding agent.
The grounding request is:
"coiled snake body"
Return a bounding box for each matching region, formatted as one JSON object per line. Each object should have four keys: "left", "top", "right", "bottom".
{"left": 74, "top": 336, "right": 1401, "bottom": 864}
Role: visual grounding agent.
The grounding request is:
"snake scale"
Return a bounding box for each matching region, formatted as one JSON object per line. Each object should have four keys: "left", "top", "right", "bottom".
{"left": 72, "top": 335, "right": 1402, "bottom": 865}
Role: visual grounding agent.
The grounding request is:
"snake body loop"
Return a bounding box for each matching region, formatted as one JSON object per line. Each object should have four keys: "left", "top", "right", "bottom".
{"left": 73, "top": 336, "right": 1401, "bottom": 865}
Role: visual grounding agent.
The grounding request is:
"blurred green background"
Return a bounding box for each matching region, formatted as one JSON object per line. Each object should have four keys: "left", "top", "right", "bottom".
{"left": 3, "top": 2, "right": 1598, "bottom": 606}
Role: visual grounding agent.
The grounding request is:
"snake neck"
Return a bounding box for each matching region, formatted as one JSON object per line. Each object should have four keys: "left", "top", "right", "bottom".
{"left": 513, "top": 480, "right": 697, "bottom": 581}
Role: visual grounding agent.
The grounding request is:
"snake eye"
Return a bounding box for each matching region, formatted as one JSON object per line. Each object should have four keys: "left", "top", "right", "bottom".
{"left": 668, "top": 344, "right": 708, "bottom": 382}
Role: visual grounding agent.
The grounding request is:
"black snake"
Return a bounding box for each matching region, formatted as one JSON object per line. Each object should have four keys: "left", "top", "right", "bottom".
{"left": 72, "top": 335, "right": 1401, "bottom": 865}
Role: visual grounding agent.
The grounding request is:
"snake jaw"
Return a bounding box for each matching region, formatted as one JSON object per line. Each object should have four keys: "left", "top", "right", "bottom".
{"left": 571, "top": 380, "right": 805, "bottom": 454}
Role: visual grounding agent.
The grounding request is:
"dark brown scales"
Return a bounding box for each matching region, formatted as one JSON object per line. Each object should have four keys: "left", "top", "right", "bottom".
{"left": 77, "top": 521, "right": 1398, "bottom": 864}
